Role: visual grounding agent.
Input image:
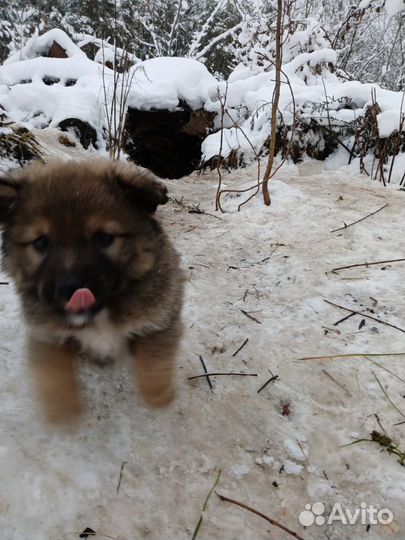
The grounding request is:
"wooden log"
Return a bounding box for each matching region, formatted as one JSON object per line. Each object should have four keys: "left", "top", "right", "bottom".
{"left": 48, "top": 41, "right": 68, "bottom": 59}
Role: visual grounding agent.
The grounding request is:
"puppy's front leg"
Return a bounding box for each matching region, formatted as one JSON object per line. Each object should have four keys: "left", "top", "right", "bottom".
{"left": 133, "top": 322, "right": 181, "bottom": 408}
{"left": 28, "top": 338, "right": 80, "bottom": 424}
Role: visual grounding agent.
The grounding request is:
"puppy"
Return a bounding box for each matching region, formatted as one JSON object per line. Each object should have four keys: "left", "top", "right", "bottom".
{"left": 0, "top": 159, "right": 184, "bottom": 422}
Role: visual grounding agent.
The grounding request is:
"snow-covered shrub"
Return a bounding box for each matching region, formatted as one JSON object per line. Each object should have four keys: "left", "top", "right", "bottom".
{"left": 235, "top": 14, "right": 336, "bottom": 79}
{"left": 200, "top": 3, "right": 405, "bottom": 186}
{"left": 0, "top": 120, "right": 44, "bottom": 172}
{"left": 0, "top": 21, "right": 404, "bottom": 184}
{"left": 202, "top": 18, "right": 342, "bottom": 165}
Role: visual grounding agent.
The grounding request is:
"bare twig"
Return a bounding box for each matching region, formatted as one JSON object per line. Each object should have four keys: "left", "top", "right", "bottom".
{"left": 330, "top": 203, "right": 389, "bottom": 233}
{"left": 333, "top": 312, "right": 356, "bottom": 326}
{"left": 101, "top": 39, "right": 136, "bottom": 161}
{"left": 257, "top": 374, "right": 279, "bottom": 394}
{"left": 215, "top": 84, "right": 228, "bottom": 213}
{"left": 240, "top": 309, "right": 262, "bottom": 324}
{"left": 216, "top": 59, "right": 296, "bottom": 211}
{"left": 188, "top": 207, "right": 223, "bottom": 220}
{"left": 331, "top": 258, "right": 405, "bottom": 272}
{"left": 214, "top": 107, "right": 262, "bottom": 212}
{"left": 216, "top": 493, "right": 305, "bottom": 540}
{"left": 192, "top": 469, "right": 222, "bottom": 540}
{"left": 232, "top": 338, "right": 249, "bottom": 357}
{"left": 199, "top": 355, "right": 213, "bottom": 392}
{"left": 188, "top": 372, "right": 257, "bottom": 381}
{"left": 387, "top": 95, "right": 405, "bottom": 183}
{"left": 372, "top": 413, "right": 387, "bottom": 435}
{"left": 298, "top": 352, "right": 405, "bottom": 361}
{"left": 371, "top": 370, "right": 405, "bottom": 419}
{"left": 322, "top": 369, "right": 352, "bottom": 397}
{"left": 324, "top": 299, "right": 405, "bottom": 333}
{"left": 366, "top": 357, "right": 405, "bottom": 384}
{"left": 116, "top": 461, "right": 128, "bottom": 494}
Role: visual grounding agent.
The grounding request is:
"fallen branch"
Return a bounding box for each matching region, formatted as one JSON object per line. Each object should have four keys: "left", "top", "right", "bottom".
{"left": 188, "top": 207, "right": 223, "bottom": 220}
{"left": 116, "top": 461, "right": 128, "bottom": 494}
{"left": 333, "top": 312, "right": 356, "bottom": 326}
{"left": 257, "top": 374, "right": 279, "bottom": 394}
{"left": 232, "top": 338, "right": 249, "bottom": 357}
{"left": 324, "top": 299, "right": 405, "bottom": 333}
{"left": 331, "top": 258, "right": 405, "bottom": 272}
{"left": 298, "top": 352, "right": 405, "bottom": 361}
{"left": 240, "top": 309, "right": 262, "bottom": 324}
{"left": 322, "top": 369, "right": 352, "bottom": 397}
{"left": 199, "top": 355, "right": 213, "bottom": 392}
{"left": 216, "top": 493, "right": 305, "bottom": 540}
{"left": 330, "top": 202, "right": 389, "bottom": 233}
{"left": 188, "top": 372, "right": 258, "bottom": 381}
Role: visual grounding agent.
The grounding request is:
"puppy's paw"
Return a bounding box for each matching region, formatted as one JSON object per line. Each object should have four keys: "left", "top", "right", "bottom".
{"left": 42, "top": 395, "right": 81, "bottom": 425}
{"left": 141, "top": 386, "right": 176, "bottom": 408}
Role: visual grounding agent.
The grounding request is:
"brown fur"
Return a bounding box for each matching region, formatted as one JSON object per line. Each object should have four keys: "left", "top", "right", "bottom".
{"left": 0, "top": 159, "right": 184, "bottom": 423}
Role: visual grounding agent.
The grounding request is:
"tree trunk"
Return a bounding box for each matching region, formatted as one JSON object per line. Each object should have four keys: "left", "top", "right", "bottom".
{"left": 262, "top": 0, "right": 283, "bottom": 206}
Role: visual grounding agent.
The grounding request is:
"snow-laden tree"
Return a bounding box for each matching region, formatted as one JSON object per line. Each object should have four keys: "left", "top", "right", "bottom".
{"left": 0, "top": 1, "right": 43, "bottom": 58}
{"left": 117, "top": 0, "right": 245, "bottom": 76}
{"left": 295, "top": 0, "right": 405, "bottom": 90}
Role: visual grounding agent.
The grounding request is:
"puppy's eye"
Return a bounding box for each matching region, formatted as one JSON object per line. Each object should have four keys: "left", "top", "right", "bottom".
{"left": 33, "top": 235, "right": 50, "bottom": 253}
{"left": 93, "top": 231, "right": 114, "bottom": 249}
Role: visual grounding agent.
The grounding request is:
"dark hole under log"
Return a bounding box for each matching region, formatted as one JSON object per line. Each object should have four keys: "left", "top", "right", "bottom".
{"left": 58, "top": 119, "right": 97, "bottom": 149}
{"left": 123, "top": 106, "right": 215, "bottom": 179}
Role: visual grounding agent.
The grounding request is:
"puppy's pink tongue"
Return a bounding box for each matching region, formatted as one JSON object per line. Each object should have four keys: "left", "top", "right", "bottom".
{"left": 65, "top": 288, "right": 96, "bottom": 313}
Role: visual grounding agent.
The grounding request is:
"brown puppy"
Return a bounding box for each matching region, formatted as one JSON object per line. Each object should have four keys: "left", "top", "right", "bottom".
{"left": 0, "top": 159, "right": 184, "bottom": 422}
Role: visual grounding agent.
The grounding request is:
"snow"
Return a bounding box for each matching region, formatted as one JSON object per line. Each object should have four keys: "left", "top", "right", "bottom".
{"left": 283, "top": 460, "right": 304, "bottom": 475}
{"left": 284, "top": 438, "right": 308, "bottom": 461}
{"left": 3, "top": 29, "right": 87, "bottom": 65}
{"left": 255, "top": 454, "right": 274, "bottom": 467}
{"left": 0, "top": 53, "right": 113, "bottom": 140}
{"left": 384, "top": 0, "right": 405, "bottom": 17}
{"left": 0, "top": 56, "right": 103, "bottom": 85}
{"left": 0, "top": 34, "right": 218, "bottom": 148}
{"left": 202, "top": 71, "right": 405, "bottom": 171}
{"left": 377, "top": 109, "right": 403, "bottom": 137}
{"left": 94, "top": 47, "right": 116, "bottom": 65}
{"left": 1, "top": 150, "right": 404, "bottom": 540}
{"left": 127, "top": 57, "right": 218, "bottom": 111}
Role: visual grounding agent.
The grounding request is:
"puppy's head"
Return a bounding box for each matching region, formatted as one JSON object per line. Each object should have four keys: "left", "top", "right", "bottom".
{"left": 0, "top": 159, "right": 168, "bottom": 328}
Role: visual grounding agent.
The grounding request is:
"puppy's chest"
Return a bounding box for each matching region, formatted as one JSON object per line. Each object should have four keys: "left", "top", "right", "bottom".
{"left": 74, "top": 315, "right": 131, "bottom": 360}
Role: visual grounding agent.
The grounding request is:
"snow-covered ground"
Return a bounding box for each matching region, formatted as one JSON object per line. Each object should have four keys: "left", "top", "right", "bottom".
{"left": 1, "top": 156, "right": 404, "bottom": 540}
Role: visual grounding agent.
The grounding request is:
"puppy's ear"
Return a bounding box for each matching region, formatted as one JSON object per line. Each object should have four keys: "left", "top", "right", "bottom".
{"left": 0, "top": 175, "right": 25, "bottom": 225}
{"left": 114, "top": 164, "right": 168, "bottom": 213}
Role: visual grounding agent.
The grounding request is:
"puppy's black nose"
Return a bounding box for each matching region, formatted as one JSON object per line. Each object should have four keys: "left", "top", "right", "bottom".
{"left": 55, "top": 280, "right": 82, "bottom": 302}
